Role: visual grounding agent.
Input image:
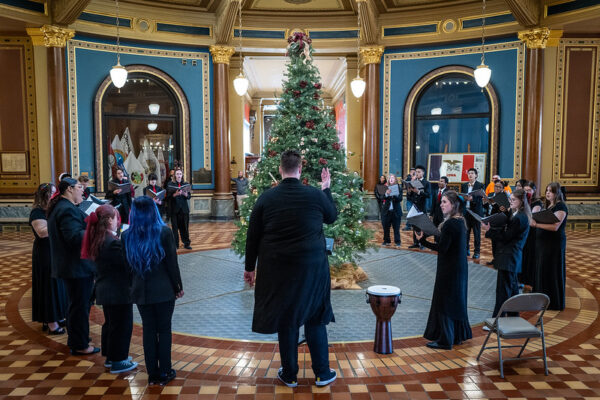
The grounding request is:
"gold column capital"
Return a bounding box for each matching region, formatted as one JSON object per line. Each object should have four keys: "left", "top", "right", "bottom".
{"left": 32, "top": 25, "right": 76, "bottom": 48}
{"left": 359, "top": 46, "right": 384, "bottom": 65}
{"left": 518, "top": 27, "right": 562, "bottom": 49}
{"left": 209, "top": 45, "right": 235, "bottom": 64}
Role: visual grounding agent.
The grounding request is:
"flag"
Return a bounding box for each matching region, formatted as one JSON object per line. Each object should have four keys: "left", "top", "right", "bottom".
{"left": 123, "top": 151, "right": 145, "bottom": 197}
{"left": 120, "top": 127, "right": 135, "bottom": 156}
{"left": 461, "top": 154, "right": 475, "bottom": 181}
{"left": 157, "top": 148, "right": 167, "bottom": 184}
{"left": 144, "top": 140, "right": 162, "bottom": 184}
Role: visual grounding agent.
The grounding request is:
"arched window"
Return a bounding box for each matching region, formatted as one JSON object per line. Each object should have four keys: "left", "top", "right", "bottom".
{"left": 404, "top": 66, "right": 499, "bottom": 183}
{"left": 94, "top": 65, "right": 192, "bottom": 193}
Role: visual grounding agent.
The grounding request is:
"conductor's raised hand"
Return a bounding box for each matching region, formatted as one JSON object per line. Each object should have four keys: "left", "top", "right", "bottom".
{"left": 244, "top": 270, "right": 255, "bottom": 287}
{"left": 320, "top": 168, "right": 331, "bottom": 190}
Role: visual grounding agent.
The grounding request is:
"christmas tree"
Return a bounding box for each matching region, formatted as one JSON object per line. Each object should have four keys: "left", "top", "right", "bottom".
{"left": 231, "top": 31, "right": 373, "bottom": 269}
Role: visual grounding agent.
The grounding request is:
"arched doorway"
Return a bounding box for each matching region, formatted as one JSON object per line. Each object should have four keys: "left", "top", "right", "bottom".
{"left": 404, "top": 65, "right": 499, "bottom": 183}
{"left": 94, "top": 65, "right": 191, "bottom": 192}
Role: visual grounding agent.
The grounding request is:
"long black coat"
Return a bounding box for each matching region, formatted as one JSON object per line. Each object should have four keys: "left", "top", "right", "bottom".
{"left": 122, "top": 225, "right": 183, "bottom": 305}
{"left": 430, "top": 187, "right": 448, "bottom": 227}
{"left": 94, "top": 235, "right": 132, "bottom": 306}
{"left": 461, "top": 181, "right": 485, "bottom": 216}
{"left": 245, "top": 178, "right": 338, "bottom": 334}
{"left": 485, "top": 212, "right": 530, "bottom": 273}
{"left": 106, "top": 179, "right": 133, "bottom": 223}
{"left": 48, "top": 198, "right": 95, "bottom": 279}
{"left": 166, "top": 181, "right": 191, "bottom": 215}
{"left": 407, "top": 178, "right": 430, "bottom": 212}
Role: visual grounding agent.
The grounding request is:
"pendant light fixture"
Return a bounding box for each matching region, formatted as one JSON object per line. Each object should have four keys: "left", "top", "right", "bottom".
{"left": 473, "top": 0, "right": 491, "bottom": 88}
{"left": 350, "top": 2, "right": 366, "bottom": 98}
{"left": 109, "top": 0, "right": 127, "bottom": 88}
{"left": 233, "top": 1, "right": 249, "bottom": 96}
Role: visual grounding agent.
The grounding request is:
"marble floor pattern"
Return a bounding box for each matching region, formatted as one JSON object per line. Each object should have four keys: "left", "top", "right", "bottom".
{"left": 1, "top": 221, "right": 599, "bottom": 399}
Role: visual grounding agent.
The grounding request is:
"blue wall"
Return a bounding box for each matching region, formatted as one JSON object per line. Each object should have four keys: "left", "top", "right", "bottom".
{"left": 68, "top": 36, "right": 213, "bottom": 189}
{"left": 381, "top": 38, "right": 523, "bottom": 181}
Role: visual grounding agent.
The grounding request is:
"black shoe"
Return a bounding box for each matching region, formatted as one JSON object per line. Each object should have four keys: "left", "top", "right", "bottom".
{"left": 148, "top": 375, "right": 161, "bottom": 385}
{"left": 70, "top": 346, "right": 100, "bottom": 356}
{"left": 381, "top": 242, "right": 391, "bottom": 246}
{"left": 426, "top": 341, "right": 452, "bottom": 350}
{"left": 277, "top": 367, "right": 298, "bottom": 388}
{"left": 408, "top": 244, "right": 420, "bottom": 249}
{"left": 184, "top": 244, "right": 192, "bottom": 250}
{"left": 159, "top": 369, "right": 176, "bottom": 386}
{"left": 58, "top": 319, "right": 66, "bottom": 328}
{"left": 486, "top": 260, "right": 494, "bottom": 265}
{"left": 48, "top": 327, "right": 65, "bottom": 335}
{"left": 402, "top": 225, "right": 412, "bottom": 231}
{"left": 394, "top": 242, "right": 401, "bottom": 247}
{"left": 42, "top": 323, "right": 48, "bottom": 332}
{"left": 315, "top": 369, "right": 337, "bottom": 387}
{"left": 473, "top": 253, "right": 480, "bottom": 259}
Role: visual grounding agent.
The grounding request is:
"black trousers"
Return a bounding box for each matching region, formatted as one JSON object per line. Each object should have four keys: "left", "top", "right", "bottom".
{"left": 493, "top": 270, "right": 519, "bottom": 317}
{"left": 63, "top": 276, "right": 94, "bottom": 350}
{"left": 170, "top": 211, "right": 190, "bottom": 247}
{"left": 465, "top": 212, "right": 481, "bottom": 254}
{"left": 277, "top": 320, "right": 330, "bottom": 381}
{"left": 101, "top": 304, "right": 133, "bottom": 362}
{"left": 137, "top": 300, "right": 175, "bottom": 377}
{"left": 381, "top": 211, "right": 401, "bottom": 244}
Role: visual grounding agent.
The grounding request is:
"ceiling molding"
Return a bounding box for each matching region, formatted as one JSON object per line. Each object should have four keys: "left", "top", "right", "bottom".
{"left": 215, "top": 0, "right": 240, "bottom": 44}
{"left": 52, "top": 0, "right": 92, "bottom": 25}
{"left": 503, "top": 0, "right": 540, "bottom": 27}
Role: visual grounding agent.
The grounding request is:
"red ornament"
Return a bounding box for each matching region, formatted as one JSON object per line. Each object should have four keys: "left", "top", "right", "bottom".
{"left": 302, "top": 158, "right": 308, "bottom": 167}
{"left": 302, "top": 178, "right": 309, "bottom": 185}
{"left": 314, "top": 82, "right": 322, "bottom": 89}
{"left": 305, "top": 121, "right": 315, "bottom": 129}
{"left": 299, "top": 80, "right": 307, "bottom": 88}
{"left": 326, "top": 123, "right": 332, "bottom": 128}
{"left": 345, "top": 192, "right": 352, "bottom": 198}
{"left": 319, "top": 157, "right": 328, "bottom": 165}
{"left": 293, "top": 90, "right": 301, "bottom": 98}
{"left": 332, "top": 142, "right": 341, "bottom": 151}
{"left": 312, "top": 105, "right": 320, "bottom": 111}
{"left": 268, "top": 150, "right": 277, "bottom": 158}
{"left": 313, "top": 93, "right": 320, "bottom": 99}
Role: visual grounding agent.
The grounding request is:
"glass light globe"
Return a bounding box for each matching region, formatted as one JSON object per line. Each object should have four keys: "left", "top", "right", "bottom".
{"left": 110, "top": 63, "right": 128, "bottom": 88}
{"left": 148, "top": 103, "right": 160, "bottom": 115}
{"left": 233, "top": 73, "right": 249, "bottom": 96}
{"left": 432, "top": 124, "right": 440, "bottom": 133}
{"left": 147, "top": 123, "right": 158, "bottom": 131}
{"left": 351, "top": 76, "right": 366, "bottom": 98}
{"left": 474, "top": 64, "right": 492, "bottom": 88}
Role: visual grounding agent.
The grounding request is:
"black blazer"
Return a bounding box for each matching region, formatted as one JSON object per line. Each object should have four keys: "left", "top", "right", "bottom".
{"left": 430, "top": 187, "right": 448, "bottom": 226}
{"left": 48, "top": 198, "right": 96, "bottom": 279}
{"left": 106, "top": 179, "right": 133, "bottom": 219}
{"left": 166, "top": 181, "right": 191, "bottom": 214}
{"left": 485, "top": 211, "right": 530, "bottom": 273}
{"left": 407, "top": 178, "right": 430, "bottom": 212}
{"left": 94, "top": 235, "right": 132, "bottom": 306}
{"left": 461, "top": 181, "right": 485, "bottom": 216}
{"left": 381, "top": 183, "right": 403, "bottom": 215}
{"left": 143, "top": 184, "right": 163, "bottom": 196}
{"left": 123, "top": 225, "right": 183, "bottom": 305}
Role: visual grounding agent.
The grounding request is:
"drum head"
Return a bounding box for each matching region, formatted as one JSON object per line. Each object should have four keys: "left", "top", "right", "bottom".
{"left": 366, "top": 285, "right": 401, "bottom": 296}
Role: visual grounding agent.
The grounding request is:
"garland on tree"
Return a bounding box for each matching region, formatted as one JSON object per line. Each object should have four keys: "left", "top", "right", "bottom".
{"left": 231, "top": 31, "right": 374, "bottom": 268}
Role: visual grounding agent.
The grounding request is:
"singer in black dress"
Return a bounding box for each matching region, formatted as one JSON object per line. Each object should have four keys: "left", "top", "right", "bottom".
{"left": 417, "top": 191, "right": 471, "bottom": 350}
{"left": 533, "top": 182, "right": 568, "bottom": 311}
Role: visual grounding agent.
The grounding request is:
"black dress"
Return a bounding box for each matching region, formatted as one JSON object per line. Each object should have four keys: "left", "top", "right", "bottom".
{"left": 420, "top": 217, "right": 472, "bottom": 347}
{"left": 29, "top": 207, "right": 67, "bottom": 323}
{"left": 535, "top": 202, "right": 568, "bottom": 311}
{"left": 519, "top": 199, "right": 543, "bottom": 286}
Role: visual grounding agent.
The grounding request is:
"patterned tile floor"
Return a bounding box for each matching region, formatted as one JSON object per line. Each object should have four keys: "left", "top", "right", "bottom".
{"left": 1, "top": 221, "right": 600, "bottom": 399}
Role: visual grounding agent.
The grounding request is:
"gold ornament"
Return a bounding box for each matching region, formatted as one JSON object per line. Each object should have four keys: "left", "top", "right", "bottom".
{"left": 209, "top": 45, "right": 235, "bottom": 64}
{"left": 37, "top": 25, "right": 75, "bottom": 48}
{"left": 359, "top": 46, "right": 385, "bottom": 65}
{"left": 517, "top": 28, "right": 561, "bottom": 49}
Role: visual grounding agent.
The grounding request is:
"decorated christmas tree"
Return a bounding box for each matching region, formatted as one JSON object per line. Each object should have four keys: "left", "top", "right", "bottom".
{"left": 231, "top": 31, "right": 373, "bottom": 269}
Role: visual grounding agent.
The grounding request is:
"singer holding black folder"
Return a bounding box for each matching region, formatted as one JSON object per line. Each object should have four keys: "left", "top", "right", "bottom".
{"left": 481, "top": 189, "right": 531, "bottom": 318}
{"left": 416, "top": 191, "right": 471, "bottom": 350}
{"left": 144, "top": 173, "right": 164, "bottom": 214}
{"left": 166, "top": 169, "right": 192, "bottom": 249}
{"left": 106, "top": 168, "right": 133, "bottom": 224}
{"left": 381, "top": 174, "right": 402, "bottom": 246}
{"left": 460, "top": 168, "right": 484, "bottom": 259}
{"left": 407, "top": 165, "right": 430, "bottom": 249}
{"left": 532, "top": 182, "right": 568, "bottom": 311}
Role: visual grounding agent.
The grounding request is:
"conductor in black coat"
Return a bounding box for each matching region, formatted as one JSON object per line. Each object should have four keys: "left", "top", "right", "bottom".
{"left": 482, "top": 189, "right": 531, "bottom": 317}
{"left": 407, "top": 165, "right": 431, "bottom": 248}
{"left": 244, "top": 150, "right": 338, "bottom": 387}
{"left": 460, "top": 168, "right": 485, "bottom": 259}
{"left": 105, "top": 168, "right": 133, "bottom": 224}
{"left": 47, "top": 178, "right": 99, "bottom": 355}
{"left": 166, "top": 169, "right": 191, "bottom": 249}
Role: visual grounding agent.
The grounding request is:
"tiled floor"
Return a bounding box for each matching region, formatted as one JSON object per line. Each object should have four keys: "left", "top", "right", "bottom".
{"left": 1, "top": 221, "right": 600, "bottom": 399}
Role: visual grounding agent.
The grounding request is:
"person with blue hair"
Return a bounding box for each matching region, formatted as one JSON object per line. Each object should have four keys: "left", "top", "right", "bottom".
{"left": 122, "top": 196, "right": 184, "bottom": 386}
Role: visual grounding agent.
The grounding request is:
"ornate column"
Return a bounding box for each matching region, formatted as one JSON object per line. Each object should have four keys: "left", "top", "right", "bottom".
{"left": 360, "top": 46, "right": 384, "bottom": 195}
{"left": 518, "top": 28, "right": 560, "bottom": 191}
{"left": 209, "top": 45, "right": 235, "bottom": 218}
{"left": 42, "top": 25, "right": 75, "bottom": 183}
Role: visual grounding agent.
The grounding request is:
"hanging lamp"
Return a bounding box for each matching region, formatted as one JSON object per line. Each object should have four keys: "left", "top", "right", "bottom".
{"left": 351, "top": 2, "right": 366, "bottom": 98}
{"left": 233, "top": 1, "right": 249, "bottom": 96}
{"left": 474, "top": 0, "right": 491, "bottom": 88}
{"left": 109, "top": 0, "right": 127, "bottom": 88}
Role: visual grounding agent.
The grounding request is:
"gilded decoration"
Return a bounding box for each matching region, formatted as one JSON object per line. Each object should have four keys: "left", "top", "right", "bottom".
{"left": 40, "top": 25, "right": 75, "bottom": 47}
{"left": 382, "top": 41, "right": 526, "bottom": 181}
{"left": 518, "top": 27, "right": 551, "bottom": 49}
{"left": 209, "top": 45, "right": 235, "bottom": 64}
{"left": 360, "top": 46, "right": 384, "bottom": 65}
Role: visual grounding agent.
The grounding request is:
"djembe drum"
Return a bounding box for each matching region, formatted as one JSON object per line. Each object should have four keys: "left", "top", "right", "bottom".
{"left": 366, "top": 285, "right": 402, "bottom": 354}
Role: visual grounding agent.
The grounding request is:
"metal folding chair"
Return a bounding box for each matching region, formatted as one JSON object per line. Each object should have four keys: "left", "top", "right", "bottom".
{"left": 476, "top": 293, "right": 550, "bottom": 378}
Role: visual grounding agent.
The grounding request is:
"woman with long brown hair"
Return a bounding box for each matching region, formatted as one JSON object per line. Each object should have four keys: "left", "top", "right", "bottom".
{"left": 30, "top": 183, "right": 67, "bottom": 334}
{"left": 532, "top": 182, "right": 568, "bottom": 310}
{"left": 416, "top": 191, "right": 471, "bottom": 350}
{"left": 81, "top": 204, "right": 137, "bottom": 374}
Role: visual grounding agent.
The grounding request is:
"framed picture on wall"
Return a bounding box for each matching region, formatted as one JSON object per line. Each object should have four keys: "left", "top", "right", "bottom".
{"left": 428, "top": 153, "right": 486, "bottom": 183}
{"left": 1, "top": 151, "right": 28, "bottom": 174}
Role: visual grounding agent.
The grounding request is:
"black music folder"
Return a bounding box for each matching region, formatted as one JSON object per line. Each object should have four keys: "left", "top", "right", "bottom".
{"left": 167, "top": 183, "right": 191, "bottom": 194}
{"left": 468, "top": 209, "right": 508, "bottom": 227}
{"left": 107, "top": 181, "right": 132, "bottom": 193}
{"left": 488, "top": 191, "right": 510, "bottom": 209}
{"left": 406, "top": 207, "right": 441, "bottom": 237}
{"left": 148, "top": 189, "right": 166, "bottom": 202}
{"left": 532, "top": 209, "right": 560, "bottom": 224}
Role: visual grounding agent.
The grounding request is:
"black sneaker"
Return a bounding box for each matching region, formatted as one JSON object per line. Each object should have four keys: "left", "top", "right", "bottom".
{"left": 159, "top": 369, "right": 176, "bottom": 386}
{"left": 184, "top": 244, "right": 192, "bottom": 250}
{"left": 408, "top": 244, "right": 420, "bottom": 249}
{"left": 277, "top": 367, "right": 298, "bottom": 388}
{"left": 315, "top": 369, "right": 337, "bottom": 387}
{"left": 381, "top": 242, "right": 391, "bottom": 246}
{"left": 473, "top": 253, "right": 480, "bottom": 259}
